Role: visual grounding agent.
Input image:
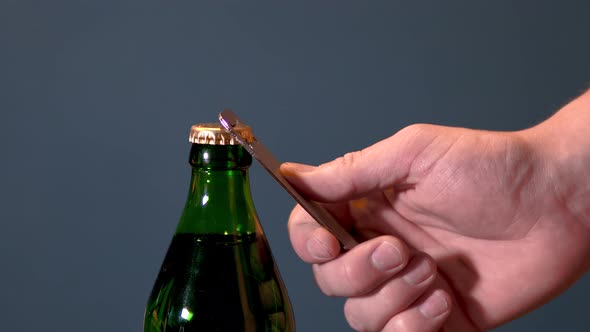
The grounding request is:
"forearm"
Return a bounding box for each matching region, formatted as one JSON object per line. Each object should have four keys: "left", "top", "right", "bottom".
{"left": 524, "top": 89, "right": 590, "bottom": 227}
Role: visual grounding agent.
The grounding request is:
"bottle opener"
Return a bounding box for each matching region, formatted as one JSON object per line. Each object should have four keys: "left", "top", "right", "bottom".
{"left": 218, "top": 109, "right": 359, "bottom": 250}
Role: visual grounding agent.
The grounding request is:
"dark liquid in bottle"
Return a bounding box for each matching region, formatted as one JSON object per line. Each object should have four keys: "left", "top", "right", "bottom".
{"left": 144, "top": 233, "right": 291, "bottom": 332}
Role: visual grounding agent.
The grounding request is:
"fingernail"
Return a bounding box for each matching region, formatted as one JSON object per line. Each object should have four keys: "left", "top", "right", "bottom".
{"left": 419, "top": 291, "right": 449, "bottom": 318}
{"left": 281, "top": 162, "right": 316, "bottom": 176}
{"left": 371, "top": 242, "right": 403, "bottom": 271}
{"left": 403, "top": 257, "right": 434, "bottom": 285}
{"left": 307, "top": 236, "right": 333, "bottom": 259}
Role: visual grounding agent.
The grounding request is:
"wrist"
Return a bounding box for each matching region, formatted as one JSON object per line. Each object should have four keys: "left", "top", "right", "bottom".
{"left": 521, "top": 89, "right": 590, "bottom": 227}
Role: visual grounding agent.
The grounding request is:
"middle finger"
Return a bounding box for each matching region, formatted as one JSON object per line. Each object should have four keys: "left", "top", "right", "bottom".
{"left": 312, "top": 235, "right": 410, "bottom": 297}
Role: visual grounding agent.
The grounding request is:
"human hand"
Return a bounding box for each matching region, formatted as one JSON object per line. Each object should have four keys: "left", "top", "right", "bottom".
{"left": 282, "top": 93, "right": 590, "bottom": 331}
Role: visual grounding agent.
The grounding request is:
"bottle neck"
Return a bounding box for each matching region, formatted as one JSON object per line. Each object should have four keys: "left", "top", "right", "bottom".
{"left": 176, "top": 144, "right": 259, "bottom": 235}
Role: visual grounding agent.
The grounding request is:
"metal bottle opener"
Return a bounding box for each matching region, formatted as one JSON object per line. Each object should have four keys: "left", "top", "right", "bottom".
{"left": 219, "top": 110, "right": 359, "bottom": 250}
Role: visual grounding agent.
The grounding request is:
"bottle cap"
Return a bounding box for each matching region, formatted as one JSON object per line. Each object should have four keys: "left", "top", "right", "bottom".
{"left": 189, "top": 123, "right": 254, "bottom": 145}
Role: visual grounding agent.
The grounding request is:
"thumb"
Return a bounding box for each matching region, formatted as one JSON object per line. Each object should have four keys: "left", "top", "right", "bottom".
{"left": 280, "top": 124, "right": 438, "bottom": 202}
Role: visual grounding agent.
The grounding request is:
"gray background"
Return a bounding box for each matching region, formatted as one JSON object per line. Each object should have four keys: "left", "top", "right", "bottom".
{"left": 1, "top": 1, "right": 589, "bottom": 331}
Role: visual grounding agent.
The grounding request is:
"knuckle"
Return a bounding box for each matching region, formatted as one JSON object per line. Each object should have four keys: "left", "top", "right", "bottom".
{"left": 384, "top": 315, "right": 412, "bottom": 332}
{"left": 342, "top": 258, "right": 363, "bottom": 295}
{"left": 343, "top": 300, "right": 365, "bottom": 331}
{"left": 398, "top": 123, "right": 430, "bottom": 138}
{"left": 326, "top": 150, "right": 362, "bottom": 170}
{"left": 312, "top": 264, "right": 337, "bottom": 297}
{"left": 336, "top": 150, "right": 366, "bottom": 196}
{"left": 345, "top": 299, "right": 384, "bottom": 332}
{"left": 379, "top": 279, "right": 405, "bottom": 308}
{"left": 288, "top": 204, "right": 309, "bottom": 225}
{"left": 395, "top": 124, "right": 436, "bottom": 150}
{"left": 313, "top": 258, "right": 366, "bottom": 296}
{"left": 339, "top": 151, "right": 361, "bottom": 168}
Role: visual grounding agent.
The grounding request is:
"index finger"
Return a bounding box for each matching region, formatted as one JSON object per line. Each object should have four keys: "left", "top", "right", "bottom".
{"left": 288, "top": 204, "right": 342, "bottom": 264}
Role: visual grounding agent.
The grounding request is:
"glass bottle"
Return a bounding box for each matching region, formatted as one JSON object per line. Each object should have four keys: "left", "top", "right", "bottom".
{"left": 143, "top": 123, "right": 295, "bottom": 332}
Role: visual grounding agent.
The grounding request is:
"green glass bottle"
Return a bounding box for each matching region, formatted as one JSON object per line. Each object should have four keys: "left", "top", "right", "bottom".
{"left": 144, "top": 123, "right": 295, "bottom": 332}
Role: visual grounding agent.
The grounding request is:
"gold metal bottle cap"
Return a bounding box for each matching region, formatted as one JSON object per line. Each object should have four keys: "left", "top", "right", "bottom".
{"left": 189, "top": 123, "right": 254, "bottom": 145}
